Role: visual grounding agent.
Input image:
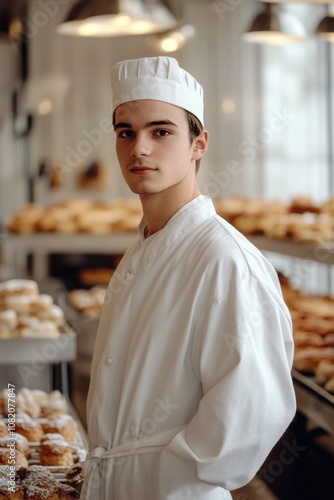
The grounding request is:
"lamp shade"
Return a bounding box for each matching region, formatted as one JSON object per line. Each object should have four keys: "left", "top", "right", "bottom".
{"left": 56, "top": 0, "right": 177, "bottom": 37}
{"left": 243, "top": 3, "right": 306, "bottom": 45}
{"left": 316, "top": 15, "right": 334, "bottom": 42}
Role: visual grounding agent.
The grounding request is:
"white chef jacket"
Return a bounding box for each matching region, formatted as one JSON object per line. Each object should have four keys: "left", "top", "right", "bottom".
{"left": 83, "top": 195, "right": 296, "bottom": 500}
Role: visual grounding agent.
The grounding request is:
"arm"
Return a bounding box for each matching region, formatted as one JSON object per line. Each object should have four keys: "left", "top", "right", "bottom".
{"left": 154, "top": 276, "right": 296, "bottom": 497}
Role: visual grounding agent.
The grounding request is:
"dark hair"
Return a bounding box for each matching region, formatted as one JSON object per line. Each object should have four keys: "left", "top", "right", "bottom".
{"left": 185, "top": 110, "right": 204, "bottom": 173}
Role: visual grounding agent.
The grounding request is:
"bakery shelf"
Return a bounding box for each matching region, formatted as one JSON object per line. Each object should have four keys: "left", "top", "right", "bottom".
{"left": 1, "top": 232, "right": 137, "bottom": 253}
{"left": 0, "top": 330, "right": 76, "bottom": 365}
{"left": 247, "top": 236, "right": 334, "bottom": 265}
{"left": 2, "top": 233, "right": 333, "bottom": 281}
{"left": 1, "top": 232, "right": 137, "bottom": 279}
{"left": 292, "top": 369, "right": 334, "bottom": 437}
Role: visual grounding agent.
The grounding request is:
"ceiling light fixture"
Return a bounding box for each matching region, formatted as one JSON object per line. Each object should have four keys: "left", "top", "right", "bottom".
{"left": 316, "top": 5, "right": 334, "bottom": 42}
{"left": 56, "top": 0, "right": 177, "bottom": 37}
{"left": 148, "top": 24, "right": 196, "bottom": 53}
{"left": 242, "top": 2, "right": 306, "bottom": 45}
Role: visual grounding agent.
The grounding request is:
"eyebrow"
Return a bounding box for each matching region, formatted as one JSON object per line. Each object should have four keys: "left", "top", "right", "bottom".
{"left": 114, "top": 119, "right": 178, "bottom": 130}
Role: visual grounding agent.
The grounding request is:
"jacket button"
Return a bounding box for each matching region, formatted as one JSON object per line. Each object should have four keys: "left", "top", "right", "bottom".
{"left": 106, "top": 358, "right": 113, "bottom": 366}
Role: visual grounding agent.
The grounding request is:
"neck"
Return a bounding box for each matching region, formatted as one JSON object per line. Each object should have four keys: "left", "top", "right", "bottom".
{"left": 140, "top": 181, "right": 201, "bottom": 237}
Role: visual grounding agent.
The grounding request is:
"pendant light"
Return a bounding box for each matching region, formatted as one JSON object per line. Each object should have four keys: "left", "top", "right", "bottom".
{"left": 147, "top": 24, "right": 196, "bottom": 53}
{"left": 56, "top": 0, "right": 177, "bottom": 37}
{"left": 242, "top": 2, "right": 306, "bottom": 45}
{"left": 316, "top": 4, "right": 334, "bottom": 42}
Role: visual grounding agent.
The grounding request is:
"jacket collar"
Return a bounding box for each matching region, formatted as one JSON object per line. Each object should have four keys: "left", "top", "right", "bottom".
{"left": 135, "top": 195, "right": 216, "bottom": 266}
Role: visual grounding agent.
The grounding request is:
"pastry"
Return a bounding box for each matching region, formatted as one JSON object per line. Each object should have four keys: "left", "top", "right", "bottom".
{"left": 0, "top": 310, "right": 17, "bottom": 331}
{"left": 16, "top": 465, "right": 53, "bottom": 481}
{"left": 19, "top": 321, "right": 60, "bottom": 339}
{"left": 39, "top": 433, "right": 73, "bottom": 467}
{"left": 0, "top": 420, "right": 7, "bottom": 437}
{"left": 37, "top": 305, "right": 65, "bottom": 327}
{"left": 29, "top": 294, "right": 54, "bottom": 313}
{"left": 42, "top": 414, "right": 76, "bottom": 442}
{"left": 15, "top": 419, "right": 44, "bottom": 443}
{"left": 289, "top": 196, "right": 320, "bottom": 214}
{"left": 0, "top": 447, "right": 28, "bottom": 467}
{"left": 17, "top": 389, "right": 40, "bottom": 420}
{"left": 22, "top": 472, "right": 60, "bottom": 500}
{"left": 0, "top": 475, "right": 24, "bottom": 499}
{"left": 41, "top": 391, "right": 68, "bottom": 418}
{"left": 58, "top": 483, "right": 80, "bottom": 498}
{"left": 314, "top": 359, "right": 334, "bottom": 384}
{"left": 293, "top": 331, "right": 323, "bottom": 348}
{"left": 0, "top": 389, "right": 9, "bottom": 417}
{"left": 324, "top": 378, "right": 334, "bottom": 392}
{"left": 0, "top": 280, "right": 39, "bottom": 299}
{"left": 65, "top": 463, "right": 84, "bottom": 494}
{"left": 77, "top": 162, "right": 109, "bottom": 190}
{"left": 30, "top": 390, "right": 49, "bottom": 409}
{"left": 293, "top": 348, "right": 334, "bottom": 372}
{"left": 0, "top": 433, "right": 30, "bottom": 459}
{"left": 4, "top": 296, "right": 32, "bottom": 315}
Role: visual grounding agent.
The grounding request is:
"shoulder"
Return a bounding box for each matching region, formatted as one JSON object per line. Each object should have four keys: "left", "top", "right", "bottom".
{"left": 190, "top": 213, "right": 284, "bottom": 302}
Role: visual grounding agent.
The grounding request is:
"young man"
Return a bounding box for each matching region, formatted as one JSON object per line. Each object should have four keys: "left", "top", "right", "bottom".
{"left": 82, "top": 56, "right": 296, "bottom": 499}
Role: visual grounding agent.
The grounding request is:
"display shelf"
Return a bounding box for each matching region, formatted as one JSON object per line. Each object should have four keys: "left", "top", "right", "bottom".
{"left": 0, "top": 330, "right": 76, "bottom": 365}
{"left": 247, "top": 236, "right": 334, "bottom": 265}
{"left": 2, "top": 233, "right": 333, "bottom": 277}
{"left": 2, "top": 232, "right": 137, "bottom": 253}
{"left": 1, "top": 232, "right": 137, "bottom": 278}
{"left": 292, "top": 369, "right": 334, "bottom": 437}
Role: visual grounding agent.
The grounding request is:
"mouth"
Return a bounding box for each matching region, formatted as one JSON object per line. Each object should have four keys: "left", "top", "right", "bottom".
{"left": 129, "top": 166, "right": 157, "bottom": 175}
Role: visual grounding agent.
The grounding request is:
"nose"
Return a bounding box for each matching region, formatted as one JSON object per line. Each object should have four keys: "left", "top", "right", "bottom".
{"left": 130, "top": 134, "right": 151, "bottom": 158}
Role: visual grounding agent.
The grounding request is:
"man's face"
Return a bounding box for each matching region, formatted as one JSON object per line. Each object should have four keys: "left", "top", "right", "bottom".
{"left": 114, "top": 100, "right": 201, "bottom": 197}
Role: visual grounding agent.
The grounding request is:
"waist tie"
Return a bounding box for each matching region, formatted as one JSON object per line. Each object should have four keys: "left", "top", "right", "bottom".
{"left": 81, "top": 425, "right": 186, "bottom": 499}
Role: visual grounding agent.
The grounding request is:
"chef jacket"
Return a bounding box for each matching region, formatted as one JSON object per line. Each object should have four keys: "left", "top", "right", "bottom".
{"left": 83, "top": 195, "right": 296, "bottom": 500}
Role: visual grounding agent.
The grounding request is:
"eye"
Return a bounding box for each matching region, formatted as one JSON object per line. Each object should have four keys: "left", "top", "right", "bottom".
{"left": 118, "top": 130, "right": 134, "bottom": 138}
{"left": 154, "top": 129, "right": 170, "bottom": 137}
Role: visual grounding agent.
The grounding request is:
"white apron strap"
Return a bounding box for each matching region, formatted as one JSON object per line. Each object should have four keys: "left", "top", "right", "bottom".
{"left": 80, "top": 424, "right": 186, "bottom": 499}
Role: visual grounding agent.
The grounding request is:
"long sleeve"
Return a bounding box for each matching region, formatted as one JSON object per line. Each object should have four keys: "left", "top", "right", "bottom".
{"left": 153, "top": 275, "right": 296, "bottom": 498}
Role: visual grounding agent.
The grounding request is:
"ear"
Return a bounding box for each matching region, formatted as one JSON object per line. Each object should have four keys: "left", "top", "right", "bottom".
{"left": 192, "top": 130, "right": 209, "bottom": 161}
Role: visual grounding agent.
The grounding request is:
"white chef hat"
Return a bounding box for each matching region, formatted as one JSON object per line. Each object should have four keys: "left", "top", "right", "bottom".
{"left": 111, "top": 56, "right": 204, "bottom": 126}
